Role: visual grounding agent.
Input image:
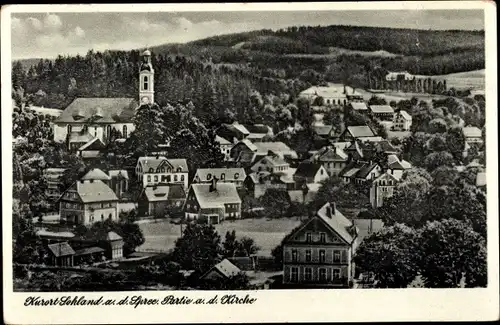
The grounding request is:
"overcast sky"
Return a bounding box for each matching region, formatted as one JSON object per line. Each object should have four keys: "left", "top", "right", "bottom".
{"left": 11, "top": 10, "right": 484, "bottom": 59}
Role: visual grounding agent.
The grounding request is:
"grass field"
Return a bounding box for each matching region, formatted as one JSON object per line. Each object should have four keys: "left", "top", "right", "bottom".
{"left": 416, "top": 69, "right": 485, "bottom": 91}
{"left": 138, "top": 218, "right": 304, "bottom": 257}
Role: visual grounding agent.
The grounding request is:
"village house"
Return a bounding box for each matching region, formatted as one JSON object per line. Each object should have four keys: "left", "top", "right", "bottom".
{"left": 312, "top": 125, "right": 336, "bottom": 141}
{"left": 231, "top": 140, "right": 299, "bottom": 165}
{"left": 244, "top": 170, "right": 296, "bottom": 199}
{"left": 293, "top": 161, "right": 329, "bottom": 188}
{"left": 76, "top": 137, "right": 106, "bottom": 159}
{"left": 193, "top": 168, "right": 246, "bottom": 188}
{"left": 387, "top": 155, "right": 412, "bottom": 180}
{"left": 299, "top": 84, "right": 363, "bottom": 106}
{"left": 59, "top": 179, "right": 119, "bottom": 226}
{"left": 244, "top": 124, "right": 274, "bottom": 142}
{"left": 138, "top": 184, "right": 186, "bottom": 218}
{"left": 393, "top": 110, "right": 412, "bottom": 131}
{"left": 216, "top": 121, "right": 250, "bottom": 143}
{"left": 184, "top": 179, "right": 242, "bottom": 224}
{"left": 46, "top": 242, "right": 75, "bottom": 267}
{"left": 215, "top": 135, "right": 233, "bottom": 161}
{"left": 200, "top": 259, "right": 242, "bottom": 282}
{"left": 369, "top": 105, "right": 395, "bottom": 121}
{"left": 349, "top": 102, "right": 369, "bottom": 113}
{"left": 339, "top": 162, "right": 383, "bottom": 184}
{"left": 462, "top": 126, "right": 483, "bottom": 145}
{"left": 282, "top": 202, "right": 359, "bottom": 287}
{"left": 385, "top": 71, "right": 414, "bottom": 81}
{"left": 370, "top": 172, "right": 399, "bottom": 208}
{"left": 52, "top": 50, "right": 155, "bottom": 149}
{"left": 310, "top": 145, "right": 349, "bottom": 176}
{"left": 78, "top": 168, "right": 129, "bottom": 200}
{"left": 44, "top": 167, "right": 66, "bottom": 200}
{"left": 339, "top": 126, "right": 382, "bottom": 142}
{"left": 135, "top": 156, "right": 189, "bottom": 190}
{"left": 251, "top": 155, "right": 290, "bottom": 174}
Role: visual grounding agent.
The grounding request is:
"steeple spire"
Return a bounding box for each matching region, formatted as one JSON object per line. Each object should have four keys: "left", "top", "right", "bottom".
{"left": 139, "top": 49, "right": 154, "bottom": 105}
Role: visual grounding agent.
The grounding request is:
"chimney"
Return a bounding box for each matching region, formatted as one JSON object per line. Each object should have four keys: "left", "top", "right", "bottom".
{"left": 331, "top": 202, "right": 336, "bottom": 214}
{"left": 90, "top": 179, "right": 94, "bottom": 183}
{"left": 343, "top": 84, "right": 347, "bottom": 94}
{"left": 326, "top": 204, "right": 332, "bottom": 218}
{"left": 209, "top": 176, "right": 218, "bottom": 192}
{"left": 155, "top": 155, "right": 159, "bottom": 159}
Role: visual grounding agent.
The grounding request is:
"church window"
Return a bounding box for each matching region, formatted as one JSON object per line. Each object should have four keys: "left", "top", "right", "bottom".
{"left": 123, "top": 125, "right": 128, "bottom": 138}
{"left": 67, "top": 125, "right": 72, "bottom": 133}
{"left": 143, "top": 76, "right": 149, "bottom": 91}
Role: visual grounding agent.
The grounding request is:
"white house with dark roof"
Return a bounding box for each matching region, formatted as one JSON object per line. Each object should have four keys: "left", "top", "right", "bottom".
{"left": 215, "top": 135, "right": 233, "bottom": 161}
{"left": 387, "top": 156, "right": 412, "bottom": 180}
{"left": 184, "top": 180, "right": 242, "bottom": 224}
{"left": 53, "top": 50, "right": 155, "bottom": 148}
{"left": 59, "top": 179, "right": 119, "bottom": 226}
{"left": 193, "top": 168, "right": 246, "bottom": 188}
{"left": 282, "top": 202, "right": 359, "bottom": 287}
{"left": 293, "top": 161, "right": 329, "bottom": 187}
{"left": 393, "top": 110, "right": 412, "bottom": 131}
{"left": 310, "top": 145, "right": 349, "bottom": 176}
{"left": 251, "top": 155, "right": 290, "bottom": 175}
{"left": 135, "top": 156, "right": 189, "bottom": 190}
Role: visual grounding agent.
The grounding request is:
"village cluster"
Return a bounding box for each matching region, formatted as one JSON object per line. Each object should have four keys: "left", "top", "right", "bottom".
{"left": 15, "top": 50, "right": 486, "bottom": 289}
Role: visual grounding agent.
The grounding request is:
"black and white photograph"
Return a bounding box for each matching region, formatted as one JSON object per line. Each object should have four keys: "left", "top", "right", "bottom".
{"left": 2, "top": 2, "right": 498, "bottom": 323}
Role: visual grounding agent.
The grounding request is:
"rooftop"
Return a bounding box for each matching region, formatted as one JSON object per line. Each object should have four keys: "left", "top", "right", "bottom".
{"left": 47, "top": 242, "right": 75, "bottom": 257}
{"left": 81, "top": 168, "right": 111, "bottom": 181}
{"left": 370, "top": 105, "right": 395, "bottom": 114}
{"left": 294, "top": 161, "right": 325, "bottom": 178}
{"left": 463, "top": 126, "right": 482, "bottom": 138}
{"left": 75, "top": 179, "right": 118, "bottom": 203}
{"left": 190, "top": 183, "right": 241, "bottom": 209}
{"left": 55, "top": 98, "right": 138, "bottom": 124}
{"left": 346, "top": 126, "right": 375, "bottom": 138}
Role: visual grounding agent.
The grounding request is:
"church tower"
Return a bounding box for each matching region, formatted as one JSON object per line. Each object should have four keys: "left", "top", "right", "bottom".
{"left": 139, "top": 50, "right": 154, "bottom": 105}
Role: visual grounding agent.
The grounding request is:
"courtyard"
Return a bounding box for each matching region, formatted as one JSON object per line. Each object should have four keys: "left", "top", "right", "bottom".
{"left": 137, "top": 217, "right": 304, "bottom": 256}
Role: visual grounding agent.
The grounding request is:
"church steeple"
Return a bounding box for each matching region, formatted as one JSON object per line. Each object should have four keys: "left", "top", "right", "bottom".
{"left": 139, "top": 49, "right": 154, "bottom": 105}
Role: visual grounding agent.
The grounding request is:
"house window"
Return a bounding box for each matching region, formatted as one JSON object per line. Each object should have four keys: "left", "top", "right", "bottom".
{"left": 123, "top": 125, "right": 128, "bottom": 138}
{"left": 221, "top": 173, "right": 225, "bottom": 180}
{"left": 234, "top": 173, "right": 239, "bottom": 180}
{"left": 154, "top": 175, "right": 158, "bottom": 182}
{"left": 320, "top": 233, "right": 326, "bottom": 243}
{"left": 108, "top": 213, "right": 112, "bottom": 220}
{"left": 305, "top": 250, "right": 312, "bottom": 262}
{"left": 180, "top": 175, "right": 184, "bottom": 181}
{"left": 160, "top": 168, "right": 165, "bottom": 173}
{"left": 291, "top": 267, "right": 298, "bottom": 282}
{"left": 101, "top": 214, "right": 104, "bottom": 221}
{"left": 143, "top": 76, "right": 149, "bottom": 90}
{"left": 147, "top": 175, "right": 151, "bottom": 182}
{"left": 166, "top": 175, "right": 171, "bottom": 182}
{"left": 333, "top": 250, "right": 341, "bottom": 263}
{"left": 319, "top": 268, "right": 327, "bottom": 282}
{"left": 305, "top": 267, "right": 312, "bottom": 281}
{"left": 333, "top": 268, "right": 341, "bottom": 279}
{"left": 306, "top": 232, "right": 312, "bottom": 242}
{"left": 292, "top": 249, "right": 298, "bottom": 262}
{"left": 319, "top": 250, "right": 326, "bottom": 263}
{"left": 207, "top": 173, "right": 212, "bottom": 181}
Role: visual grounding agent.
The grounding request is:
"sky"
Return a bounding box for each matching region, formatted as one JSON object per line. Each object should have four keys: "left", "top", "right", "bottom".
{"left": 11, "top": 10, "right": 485, "bottom": 59}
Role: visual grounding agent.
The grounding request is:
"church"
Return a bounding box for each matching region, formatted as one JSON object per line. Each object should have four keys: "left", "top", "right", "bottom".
{"left": 53, "top": 50, "right": 155, "bottom": 150}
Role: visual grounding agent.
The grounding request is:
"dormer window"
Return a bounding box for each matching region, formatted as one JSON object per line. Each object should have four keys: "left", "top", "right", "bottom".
{"left": 207, "top": 173, "right": 212, "bottom": 180}
{"left": 234, "top": 173, "right": 239, "bottom": 180}
{"left": 149, "top": 168, "right": 154, "bottom": 173}
{"left": 177, "top": 167, "right": 183, "bottom": 172}
{"left": 221, "top": 173, "right": 225, "bottom": 180}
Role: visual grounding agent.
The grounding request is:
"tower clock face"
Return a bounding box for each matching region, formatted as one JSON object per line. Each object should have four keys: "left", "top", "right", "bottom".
{"left": 141, "top": 96, "right": 150, "bottom": 104}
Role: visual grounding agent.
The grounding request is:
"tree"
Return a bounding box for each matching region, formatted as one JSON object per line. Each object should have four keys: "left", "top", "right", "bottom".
{"left": 354, "top": 224, "right": 420, "bottom": 288}
{"left": 88, "top": 220, "right": 145, "bottom": 256}
{"left": 223, "top": 230, "right": 238, "bottom": 258}
{"left": 431, "top": 166, "right": 459, "bottom": 187}
{"left": 310, "top": 176, "right": 370, "bottom": 211}
{"left": 200, "top": 272, "right": 251, "bottom": 290}
{"left": 172, "top": 223, "right": 222, "bottom": 273}
{"left": 418, "top": 219, "right": 486, "bottom": 288}
{"left": 423, "top": 151, "right": 455, "bottom": 172}
{"left": 368, "top": 96, "right": 387, "bottom": 106}
{"left": 445, "top": 126, "right": 466, "bottom": 162}
{"left": 236, "top": 236, "right": 260, "bottom": 257}
{"left": 259, "top": 189, "right": 291, "bottom": 218}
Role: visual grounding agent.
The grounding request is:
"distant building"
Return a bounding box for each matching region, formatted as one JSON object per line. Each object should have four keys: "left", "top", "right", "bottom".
{"left": 312, "top": 125, "right": 335, "bottom": 141}
{"left": 215, "top": 135, "right": 233, "bottom": 161}
{"left": 138, "top": 184, "right": 186, "bottom": 217}
{"left": 244, "top": 124, "right": 274, "bottom": 142}
{"left": 231, "top": 140, "right": 298, "bottom": 165}
{"left": 339, "top": 126, "right": 381, "bottom": 142}
{"left": 184, "top": 179, "right": 241, "bottom": 224}
{"left": 244, "top": 170, "right": 296, "bottom": 199}
{"left": 387, "top": 155, "right": 412, "bottom": 180}
{"left": 200, "top": 259, "right": 242, "bottom": 282}
{"left": 299, "top": 84, "right": 363, "bottom": 106}
{"left": 59, "top": 179, "right": 119, "bottom": 226}
{"left": 349, "top": 102, "right": 369, "bottom": 113}
{"left": 193, "top": 168, "right": 246, "bottom": 188}
{"left": 370, "top": 172, "right": 399, "bottom": 208}
{"left": 216, "top": 122, "right": 251, "bottom": 143}
{"left": 44, "top": 167, "right": 66, "bottom": 200}
{"left": 339, "top": 162, "right": 382, "bottom": 184}
{"left": 135, "top": 156, "right": 189, "bottom": 190}
{"left": 463, "top": 126, "right": 483, "bottom": 145}
{"left": 476, "top": 172, "right": 486, "bottom": 189}
{"left": 369, "top": 105, "right": 395, "bottom": 121}
{"left": 251, "top": 155, "right": 290, "bottom": 175}
{"left": 282, "top": 202, "right": 359, "bottom": 287}
{"left": 293, "top": 162, "right": 329, "bottom": 187}
{"left": 385, "top": 71, "right": 413, "bottom": 81}
{"left": 76, "top": 137, "right": 106, "bottom": 159}
{"left": 26, "top": 105, "right": 63, "bottom": 118}
{"left": 46, "top": 242, "right": 75, "bottom": 267}
{"left": 393, "top": 110, "right": 412, "bottom": 131}
{"left": 310, "top": 146, "right": 349, "bottom": 176}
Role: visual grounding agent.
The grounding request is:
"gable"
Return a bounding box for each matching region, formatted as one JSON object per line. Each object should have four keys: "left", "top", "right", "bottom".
{"left": 157, "top": 160, "right": 174, "bottom": 173}
{"left": 288, "top": 216, "right": 349, "bottom": 245}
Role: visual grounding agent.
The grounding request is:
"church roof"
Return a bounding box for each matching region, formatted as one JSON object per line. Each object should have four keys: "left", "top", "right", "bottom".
{"left": 55, "top": 98, "right": 138, "bottom": 124}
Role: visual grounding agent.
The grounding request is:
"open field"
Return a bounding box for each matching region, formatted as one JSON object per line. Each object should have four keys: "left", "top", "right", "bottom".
{"left": 138, "top": 218, "right": 304, "bottom": 256}
{"left": 284, "top": 47, "right": 399, "bottom": 59}
{"left": 415, "top": 69, "right": 485, "bottom": 90}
